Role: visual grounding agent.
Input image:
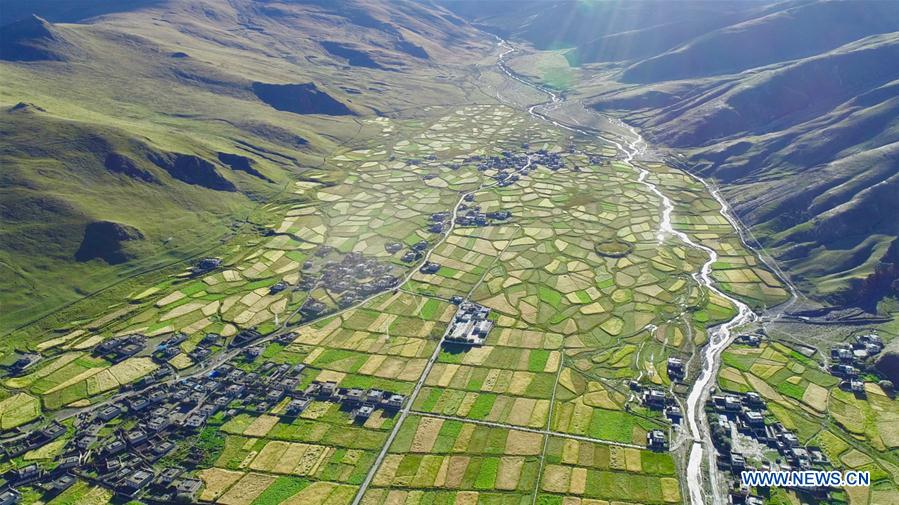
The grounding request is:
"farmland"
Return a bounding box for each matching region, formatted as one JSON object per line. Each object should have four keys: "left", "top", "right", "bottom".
{"left": 0, "top": 21, "right": 820, "bottom": 505}
{"left": 2, "top": 1, "right": 899, "bottom": 505}
{"left": 0, "top": 94, "right": 794, "bottom": 504}
{"left": 362, "top": 416, "right": 680, "bottom": 505}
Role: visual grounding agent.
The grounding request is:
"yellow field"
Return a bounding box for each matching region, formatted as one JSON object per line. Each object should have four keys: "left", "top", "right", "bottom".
{"left": 198, "top": 468, "right": 244, "bottom": 501}
{"left": 217, "top": 472, "right": 275, "bottom": 505}
{"left": 0, "top": 392, "right": 40, "bottom": 430}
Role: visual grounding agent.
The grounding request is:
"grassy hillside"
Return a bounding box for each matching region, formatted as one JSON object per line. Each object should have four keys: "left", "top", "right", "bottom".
{"left": 0, "top": 0, "right": 490, "bottom": 333}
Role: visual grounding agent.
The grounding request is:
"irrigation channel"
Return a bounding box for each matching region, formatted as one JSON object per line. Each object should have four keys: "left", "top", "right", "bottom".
{"left": 497, "top": 39, "right": 764, "bottom": 505}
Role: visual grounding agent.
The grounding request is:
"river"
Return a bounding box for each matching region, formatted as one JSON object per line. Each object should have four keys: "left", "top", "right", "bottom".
{"left": 495, "top": 39, "right": 762, "bottom": 505}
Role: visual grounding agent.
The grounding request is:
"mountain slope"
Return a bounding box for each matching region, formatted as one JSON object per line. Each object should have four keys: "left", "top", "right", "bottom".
{"left": 0, "top": 0, "right": 490, "bottom": 332}
{"left": 621, "top": 0, "right": 899, "bottom": 82}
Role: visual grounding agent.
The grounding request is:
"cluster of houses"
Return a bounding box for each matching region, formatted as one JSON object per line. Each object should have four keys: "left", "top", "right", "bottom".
{"left": 454, "top": 205, "right": 511, "bottom": 228}
{"left": 633, "top": 383, "right": 682, "bottom": 425}
{"left": 269, "top": 281, "right": 288, "bottom": 294}
{"left": 419, "top": 262, "right": 441, "bottom": 274}
{"left": 303, "top": 381, "right": 405, "bottom": 420}
{"left": 443, "top": 301, "right": 493, "bottom": 346}
{"left": 2, "top": 422, "right": 66, "bottom": 460}
{"left": 1, "top": 351, "right": 406, "bottom": 502}
{"left": 0, "top": 488, "right": 21, "bottom": 504}
{"left": 707, "top": 392, "right": 832, "bottom": 502}
{"left": 298, "top": 249, "right": 401, "bottom": 310}
{"left": 142, "top": 330, "right": 229, "bottom": 367}
{"left": 93, "top": 334, "right": 146, "bottom": 363}
{"left": 6, "top": 353, "right": 39, "bottom": 376}
{"left": 428, "top": 212, "right": 452, "bottom": 234}
{"left": 467, "top": 152, "right": 527, "bottom": 175}
{"left": 830, "top": 333, "right": 883, "bottom": 394}
{"left": 667, "top": 357, "right": 685, "bottom": 382}
{"left": 299, "top": 297, "right": 328, "bottom": 317}
{"left": 472, "top": 151, "right": 527, "bottom": 188}
{"left": 532, "top": 149, "right": 565, "bottom": 171}
{"left": 735, "top": 334, "right": 763, "bottom": 347}
{"left": 647, "top": 430, "right": 668, "bottom": 452}
{"left": 400, "top": 240, "right": 430, "bottom": 264}
{"left": 426, "top": 204, "right": 512, "bottom": 234}
{"left": 151, "top": 332, "right": 189, "bottom": 362}
{"left": 467, "top": 149, "right": 564, "bottom": 175}
{"left": 192, "top": 257, "right": 222, "bottom": 275}
{"left": 627, "top": 382, "right": 681, "bottom": 451}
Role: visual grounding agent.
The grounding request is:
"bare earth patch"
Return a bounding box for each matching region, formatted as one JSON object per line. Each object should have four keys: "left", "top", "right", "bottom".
{"left": 217, "top": 472, "right": 275, "bottom": 505}
{"left": 505, "top": 430, "right": 543, "bottom": 455}
{"left": 243, "top": 415, "right": 280, "bottom": 437}
{"left": 198, "top": 468, "right": 244, "bottom": 501}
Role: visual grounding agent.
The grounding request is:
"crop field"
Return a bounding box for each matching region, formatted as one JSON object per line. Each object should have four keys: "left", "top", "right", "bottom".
{"left": 361, "top": 416, "right": 680, "bottom": 505}
{"left": 717, "top": 342, "right": 848, "bottom": 423}
{"left": 44, "top": 481, "right": 112, "bottom": 505}
{"left": 717, "top": 341, "right": 899, "bottom": 503}
{"left": 1, "top": 101, "right": 794, "bottom": 505}
{"left": 537, "top": 435, "right": 681, "bottom": 504}
{"left": 362, "top": 415, "right": 541, "bottom": 504}
{"left": 3, "top": 352, "right": 159, "bottom": 409}
{"left": 0, "top": 392, "right": 40, "bottom": 430}
{"left": 202, "top": 404, "right": 382, "bottom": 503}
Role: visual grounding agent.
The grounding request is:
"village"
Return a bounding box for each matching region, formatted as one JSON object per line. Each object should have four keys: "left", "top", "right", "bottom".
{"left": 616, "top": 328, "right": 892, "bottom": 505}
{"left": 707, "top": 332, "right": 887, "bottom": 504}
{"left": 1, "top": 291, "right": 507, "bottom": 504}
{"left": 2, "top": 344, "right": 408, "bottom": 502}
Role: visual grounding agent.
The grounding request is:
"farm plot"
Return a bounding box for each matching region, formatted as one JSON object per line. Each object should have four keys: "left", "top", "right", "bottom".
{"left": 244, "top": 440, "right": 376, "bottom": 483}
{"left": 413, "top": 388, "right": 551, "bottom": 429}
{"left": 437, "top": 344, "right": 562, "bottom": 370}
{"left": 551, "top": 397, "right": 661, "bottom": 445}
{"left": 281, "top": 290, "right": 450, "bottom": 391}
{"left": 409, "top": 225, "right": 518, "bottom": 299}
{"left": 424, "top": 364, "right": 557, "bottom": 398}
{"left": 12, "top": 352, "right": 158, "bottom": 409}
{"left": 44, "top": 480, "right": 113, "bottom": 505}
{"left": 363, "top": 415, "right": 541, "bottom": 502}
{"left": 220, "top": 408, "right": 391, "bottom": 452}
{"left": 207, "top": 408, "right": 383, "bottom": 501}
{"left": 717, "top": 342, "right": 838, "bottom": 414}
{"left": 0, "top": 392, "right": 41, "bottom": 430}
{"left": 538, "top": 435, "right": 681, "bottom": 503}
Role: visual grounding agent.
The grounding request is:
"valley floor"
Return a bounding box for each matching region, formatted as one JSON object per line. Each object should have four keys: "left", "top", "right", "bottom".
{"left": 2, "top": 38, "right": 894, "bottom": 505}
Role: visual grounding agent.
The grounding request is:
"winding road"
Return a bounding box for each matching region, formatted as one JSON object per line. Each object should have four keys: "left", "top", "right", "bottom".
{"left": 496, "top": 40, "right": 764, "bottom": 505}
